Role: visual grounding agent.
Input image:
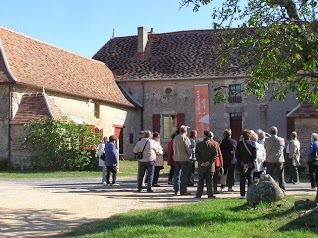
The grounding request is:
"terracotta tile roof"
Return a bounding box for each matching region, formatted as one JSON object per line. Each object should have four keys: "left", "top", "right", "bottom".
{"left": 287, "top": 103, "right": 318, "bottom": 118}
{"left": 93, "top": 29, "right": 251, "bottom": 81}
{"left": 10, "top": 93, "right": 53, "bottom": 124}
{"left": 0, "top": 26, "right": 133, "bottom": 107}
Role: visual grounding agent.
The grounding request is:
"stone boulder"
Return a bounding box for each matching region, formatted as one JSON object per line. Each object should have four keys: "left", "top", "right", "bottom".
{"left": 246, "top": 174, "right": 285, "bottom": 205}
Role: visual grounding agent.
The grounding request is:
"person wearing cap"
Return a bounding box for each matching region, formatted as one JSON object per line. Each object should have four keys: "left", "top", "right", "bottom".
{"left": 194, "top": 130, "right": 218, "bottom": 199}
{"left": 236, "top": 129, "right": 257, "bottom": 199}
{"left": 173, "top": 125, "right": 192, "bottom": 195}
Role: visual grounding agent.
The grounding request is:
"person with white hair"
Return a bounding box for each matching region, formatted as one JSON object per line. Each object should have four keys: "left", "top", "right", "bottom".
{"left": 98, "top": 136, "right": 108, "bottom": 185}
{"left": 307, "top": 133, "right": 318, "bottom": 191}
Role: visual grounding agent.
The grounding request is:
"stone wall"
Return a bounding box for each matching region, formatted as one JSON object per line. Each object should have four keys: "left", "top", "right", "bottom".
{"left": 0, "top": 85, "right": 9, "bottom": 163}
{"left": 119, "top": 78, "right": 298, "bottom": 150}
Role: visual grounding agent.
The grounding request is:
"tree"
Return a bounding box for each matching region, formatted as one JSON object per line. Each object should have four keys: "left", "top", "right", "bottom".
{"left": 181, "top": 0, "right": 318, "bottom": 201}
{"left": 180, "top": 0, "right": 318, "bottom": 106}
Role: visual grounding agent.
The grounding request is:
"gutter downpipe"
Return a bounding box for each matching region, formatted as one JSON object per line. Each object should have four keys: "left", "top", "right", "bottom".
{"left": 141, "top": 82, "right": 144, "bottom": 131}
{"left": 8, "top": 84, "right": 12, "bottom": 168}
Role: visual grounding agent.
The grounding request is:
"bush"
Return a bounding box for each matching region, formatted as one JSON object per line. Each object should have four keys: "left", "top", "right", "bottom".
{"left": 24, "top": 117, "right": 100, "bottom": 170}
{"left": 0, "top": 158, "right": 8, "bottom": 171}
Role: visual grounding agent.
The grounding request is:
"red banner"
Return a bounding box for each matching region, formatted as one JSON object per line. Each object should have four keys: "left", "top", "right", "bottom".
{"left": 194, "top": 84, "right": 210, "bottom": 139}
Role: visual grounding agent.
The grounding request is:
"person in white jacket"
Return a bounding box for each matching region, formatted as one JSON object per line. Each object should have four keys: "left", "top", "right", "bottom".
{"left": 152, "top": 132, "right": 164, "bottom": 187}
{"left": 98, "top": 136, "right": 108, "bottom": 184}
{"left": 250, "top": 131, "right": 266, "bottom": 180}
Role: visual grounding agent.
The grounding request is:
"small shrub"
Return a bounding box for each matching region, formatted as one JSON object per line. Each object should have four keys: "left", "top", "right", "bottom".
{"left": 0, "top": 157, "right": 8, "bottom": 171}
{"left": 24, "top": 117, "right": 100, "bottom": 170}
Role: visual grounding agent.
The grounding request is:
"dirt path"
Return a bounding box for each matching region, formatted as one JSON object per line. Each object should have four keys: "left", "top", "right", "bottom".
{"left": 0, "top": 178, "right": 315, "bottom": 237}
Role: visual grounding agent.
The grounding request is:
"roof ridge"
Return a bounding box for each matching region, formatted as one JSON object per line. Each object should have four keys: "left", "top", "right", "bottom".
{"left": 0, "top": 25, "right": 104, "bottom": 65}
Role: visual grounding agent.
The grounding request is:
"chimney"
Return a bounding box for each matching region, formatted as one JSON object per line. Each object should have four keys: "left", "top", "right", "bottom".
{"left": 137, "top": 27, "right": 148, "bottom": 54}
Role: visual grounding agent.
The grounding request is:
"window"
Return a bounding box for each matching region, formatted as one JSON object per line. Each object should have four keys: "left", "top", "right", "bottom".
{"left": 94, "top": 103, "right": 100, "bottom": 118}
{"left": 162, "top": 115, "right": 177, "bottom": 140}
{"left": 228, "top": 84, "right": 242, "bottom": 103}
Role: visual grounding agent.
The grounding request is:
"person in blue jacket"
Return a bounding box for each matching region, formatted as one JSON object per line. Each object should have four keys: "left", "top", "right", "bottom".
{"left": 105, "top": 135, "right": 119, "bottom": 186}
{"left": 307, "top": 133, "right": 318, "bottom": 191}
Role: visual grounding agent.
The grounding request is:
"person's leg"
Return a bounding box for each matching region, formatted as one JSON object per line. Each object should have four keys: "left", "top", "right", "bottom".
{"left": 213, "top": 168, "right": 219, "bottom": 192}
{"left": 137, "top": 162, "right": 146, "bottom": 191}
{"left": 174, "top": 162, "right": 181, "bottom": 194}
{"left": 168, "top": 166, "right": 175, "bottom": 183}
{"left": 195, "top": 171, "right": 204, "bottom": 198}
{"left": 314, "top": 165, "right": 318, "bottom": 188}
{"left": 180, "top": 161, "right": 191, "bottom": 194}
{"left": 111, "top": 166, "right": 117, "bottom": 184}
{"left": 153, "top": 166, "right": 160, "bottom": 185}
{"left": 106, "top": 166, "right": 111, "bottom": 185}
{"left": 227, "top": 164, "right": 235, "bottom": 190}
{"left": 278, "top": 162, "right": 286, "bottom": 190}
{"left": 266, "top": 162, "right": 274, "bottom": 177}
{"left": 239, "top": 169, "right": 246, "bottom": 197}
{"left": 146, "top": 161, "right": 155, "bottom": 192}
{"left": 101, "top": 166, "right": 106, "bottom": 183}
{"left": 291, "top": 166, "right": 299, "bottom": 184}
{"left": 207, "top": 172, "right": 214, "bottom": 197}
{"left": 247, "top": 169, "right": 252, "bottom": 187}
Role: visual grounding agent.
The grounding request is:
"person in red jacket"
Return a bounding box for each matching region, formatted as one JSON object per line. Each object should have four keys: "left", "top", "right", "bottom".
{"left": 209, "top": 132, "right": 224, "bottom": 194}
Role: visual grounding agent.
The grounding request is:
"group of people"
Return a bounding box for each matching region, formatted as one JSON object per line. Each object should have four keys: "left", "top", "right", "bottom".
{"left": 98, "top": 125, "right": 318, "bottom": 199}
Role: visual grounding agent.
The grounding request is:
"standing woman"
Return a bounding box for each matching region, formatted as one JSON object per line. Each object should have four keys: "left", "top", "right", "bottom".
{"left": 250, "top": 131, "right": 266, "bottom": 181}
{"left": 236, "top": 130, "right": 257, "bottom": 199}
{"left": 105, "top": 135, "right": 119, "bottom": 186}
{"left": 307, "top": 133, "right": 318, "bottom": 191}
{"left": 152, "top": 132, "right": 164, "bottom": 186}
{"left": 98, "top": 136, "right": 108, "bottom": 185}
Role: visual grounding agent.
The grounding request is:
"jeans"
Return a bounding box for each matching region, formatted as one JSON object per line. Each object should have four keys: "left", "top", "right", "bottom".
{"left": 174, "top": 161, "right": 191, "bottom": 194}
{"left": 138, "top": 161, "right": 155, "bottom": 191}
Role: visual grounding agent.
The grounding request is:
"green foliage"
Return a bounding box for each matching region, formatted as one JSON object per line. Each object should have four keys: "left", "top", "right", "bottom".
{"left": 24, "top": 117, "right": 100, "bottom": 170}
{"left": 180, "top": 0, "right": 318, "bottom": 106}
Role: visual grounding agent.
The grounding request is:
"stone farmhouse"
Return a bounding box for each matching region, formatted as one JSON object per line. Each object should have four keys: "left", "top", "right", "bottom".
{"left": 0, "top": 25, "right": 312, "bottom": 168}
{"left": 93, "top": 27, "right": 299, "bottom": 146}
{"left": 0, "top": 26, "right": 141, "bottom": 168}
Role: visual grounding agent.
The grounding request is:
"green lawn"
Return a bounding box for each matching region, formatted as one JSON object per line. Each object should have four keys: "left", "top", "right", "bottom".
{"left": 0, "top": 160, "right": 171, "bottom": 179}
{"left": 67, "top": 195, "right": 317, "bottom": 238}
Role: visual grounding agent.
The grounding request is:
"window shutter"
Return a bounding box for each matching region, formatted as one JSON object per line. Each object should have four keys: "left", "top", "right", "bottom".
{"left": 153, "top": 114, "right": 161, "bottom": 133}
{"left": 177, "top": 113, "right": 184, "bottom": 128}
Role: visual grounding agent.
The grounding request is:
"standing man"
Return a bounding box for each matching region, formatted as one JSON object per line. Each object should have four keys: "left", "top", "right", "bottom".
{"left": 220, "top": 129, "right": 237, "bottom": 192}
{"left": 195, "top": 131, "right": 218, "bottom": 199}
{"left": 134, "top": 130, "right": 156, "bottom": 193}
{"left": 105, "top": 135, "right": 119, "bottom": 186}
{"left": 173, "top": 125, "right": 192, "bottom": 195}
{"left": 264, "top": 126, "right": 286, "bottom": 191}
{"left": 188, "top": 130, "right": 197, "bottom": 186}
{"left": 288, "top": 131, "right": 300, "bottom": 184}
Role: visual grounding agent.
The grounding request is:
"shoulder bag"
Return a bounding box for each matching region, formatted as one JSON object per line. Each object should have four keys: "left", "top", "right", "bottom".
{"left": 136, "top": 139, "right": 149, "bottom": 160}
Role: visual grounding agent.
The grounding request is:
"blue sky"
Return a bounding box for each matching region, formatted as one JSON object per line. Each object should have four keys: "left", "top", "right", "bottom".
{"left": 0, "top": 0, "right": 224, "bottom": 58}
